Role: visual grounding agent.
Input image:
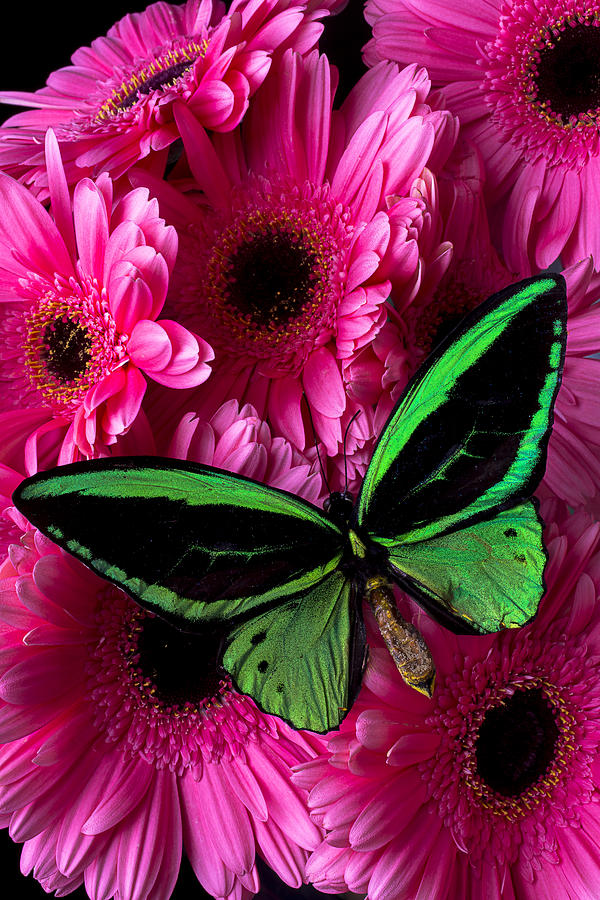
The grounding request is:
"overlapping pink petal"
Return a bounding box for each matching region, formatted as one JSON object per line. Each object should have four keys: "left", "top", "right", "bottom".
{"left": 168, "top": 398, "right": 326, "bottom": 503}
{"left": 0, "top": 130, "right": 212, "bottom": 467}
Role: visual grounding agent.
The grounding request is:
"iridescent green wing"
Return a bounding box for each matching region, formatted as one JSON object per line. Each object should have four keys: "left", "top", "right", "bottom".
{"left": 223, "top": 572, "right": 365, "bottom": 732}
{"left": 355, "top": 274, "right": 567, "bottom": 633}
{"left": 13, "top": 457, "right": 345, "bottom": 630}
{"left": 14, "top": 457, "right": 366, "bottom": 731}
{"left": 387, "top": 502, "right": 546, "bottom": 634}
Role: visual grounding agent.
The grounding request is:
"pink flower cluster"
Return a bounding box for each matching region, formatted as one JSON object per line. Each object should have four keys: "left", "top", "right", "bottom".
{"left": 0, "top": 1, "right": 600, "bottom": 898}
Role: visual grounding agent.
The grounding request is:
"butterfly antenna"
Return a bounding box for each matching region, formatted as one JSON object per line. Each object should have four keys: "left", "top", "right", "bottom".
{"left": 303, "top": 393, "right": 332, "bottom": 495}
{"left": 343, "top": 410, "right": 361, "bottom": 493}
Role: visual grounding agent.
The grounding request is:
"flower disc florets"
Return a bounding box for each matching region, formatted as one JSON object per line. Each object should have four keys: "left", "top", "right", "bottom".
{"left": 483, "top": 0, "right": 600, "bottom": 168}
{"left": 177, "top": 176, "right": 353, "bottom": 374}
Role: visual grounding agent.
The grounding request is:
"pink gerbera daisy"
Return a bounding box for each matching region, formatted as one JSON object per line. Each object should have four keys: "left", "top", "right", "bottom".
{"left": 296, "top": 507, "right": 600, "bottom": 899}
{"left": 140, "top": 49, "right": 456, "bottom": 487}
{"left": 364, "top": 0, "right": 600, "bottom": 270}
{"left": 0, "top": 130, "right": 212, "bottom": 470}
{"left": 0, "top": 0, "right": 330, "bottom": 191}
{"left": 0, "top": 472, "right": 324, "bottom": 900}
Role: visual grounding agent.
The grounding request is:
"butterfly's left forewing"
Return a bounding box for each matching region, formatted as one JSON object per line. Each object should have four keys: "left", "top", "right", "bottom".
{"left": 13, "top": 457, "right": 345, "bottom": 631}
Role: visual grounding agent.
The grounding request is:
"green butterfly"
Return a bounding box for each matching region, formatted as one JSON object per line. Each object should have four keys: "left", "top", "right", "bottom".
{"left": 13, "top": 274, "right": 567, "bottom": 733}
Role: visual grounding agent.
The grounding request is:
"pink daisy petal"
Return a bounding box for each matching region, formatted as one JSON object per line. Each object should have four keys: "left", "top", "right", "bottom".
{"left": 0, "top": 176, "right": 73, "bottom": 283}
{"left": 127, "top": 319, "right": 173, "bottom": 372}
{"left": 73, "top": 179, "right": 110, "bottom": 282}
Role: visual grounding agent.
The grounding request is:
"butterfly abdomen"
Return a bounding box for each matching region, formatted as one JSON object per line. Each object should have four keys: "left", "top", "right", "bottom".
{"left": 365, "top": 576, "right": 435, "bottom": 698}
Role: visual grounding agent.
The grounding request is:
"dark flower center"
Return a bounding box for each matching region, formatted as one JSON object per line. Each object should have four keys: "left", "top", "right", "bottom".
{"left": 43, "top": 317, "right": 92, "bottom": 382}
{"left": 475, "top": 687, "right": 559, "bottom": 796}
{"left": 535, "top": 23, "right": 600, "bottom": 120}
{"left": 119, "top": 60, "right": 196, "bottom": 110}
{"left": 137, "top": 614, "right": 225, "bottom": 707}
{"left": 413, "top": 282, "right": 482, "bottom": 356}
{"left": 225, "top": 231, "right": 319, "bottom": 326}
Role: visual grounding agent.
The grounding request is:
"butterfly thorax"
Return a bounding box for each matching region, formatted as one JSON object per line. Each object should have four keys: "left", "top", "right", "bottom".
{"left": 323, "top": 490, "right": 354, "bottom": 528}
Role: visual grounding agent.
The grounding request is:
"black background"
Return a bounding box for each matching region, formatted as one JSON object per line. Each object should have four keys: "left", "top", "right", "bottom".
{"left": 0, "top": 1, "right": 368, "bottom": 898}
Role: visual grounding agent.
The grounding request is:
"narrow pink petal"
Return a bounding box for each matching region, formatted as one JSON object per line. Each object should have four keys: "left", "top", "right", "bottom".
{"left": 0, "top": 579, "right": 42, "bottom": 630}
{"left": 0, "top": 731, "right": 40, "bottom": 783}
{"left": 56, "top": 753, "right": 119, "bottom": 876}
{"left": 298, "top": 51, "right": 331, "bottom": 184}
{"left": 502, "top": 162, "right": 544, "bottom": 273}
{"left": 180, "top": 775, "right": 235, "bottom": 898}
{"left": 248, "top": 744, "right": 322, "bottom": 850}
{"left": 73, "top": 179, "right": 110, "bottom": 282}
{"left": 331, "top": 112, "right": 388, "bottom": 205}
{"left": 16, "top": 575, "right": 80, "bottom": 629}
{"left": 84, "top": 367, "right": 127, "bottom": 414}
{"left": 0, "top": 174, "right": 73, "bottom": 280}
{"left": 33, "top": 701, "right": 94, "bottom": 766}
{"left": 269, "top": 375, "right": 306, "bottom": 450}
{"left": 349, "top": 777, "right": 427, "bottom": 851}
{"left": 303, "top": 347, "right": 346, "bottom": 417}
{"left": 0, "top": 693, "right": 69, "bottom": 743}
{"left": 254, "top": 816, "right": 306, "bottom": 889}
{"left": 0, "top": 766, "right": 57, "bottom": 815}
{"left": 535, "top": 168, "right": 580, "bottom": 268}
{"left": 199, "top": 762, "right": 255, "bottom": 876}
{"left": 110, "top": 270, "right": 154, "bottom": 334}
{"left": 117, "top": 769, "right": 182, "bottom": 900}
{"left": 386, "top": 730, "right": 441, "bottom": 766}
{"left": 221, "top": 757, "right": 268, "bottom": 822}
{"left": 102, "top": 220, "right": 145, "bottom": 288}
{"left": 82, "top": 756, "right": 154, "bottom": 835}
{"left": 0, "top": 646, "right": 86, "bottom": 705}
{"left": 174, "top": 102, "right": 233, "bottom": 207}
{"left": 32, "top": 555, "right": 98, "bottom": 626}
{"left": 100, "top": 364, "right": 146, "bottom": 436}
{"left": 383, "top": 117, "right": 435, "bottom": 196}
{"left": 45, "top": 130, "right": 76, "bottom": 264}
{"left": 84, "top": 844, "right": 118, "bottom": 900}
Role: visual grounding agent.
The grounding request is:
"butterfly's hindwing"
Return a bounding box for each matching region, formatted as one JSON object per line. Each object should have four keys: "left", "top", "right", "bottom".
{"left": 14, "top": 457, "right": 344, "bottom": 630}
{"left": 385, "top": 501, "right": 546, "bottom": 634}
{"left": 357, "top": 275, "right": 567, "bottom": 545}
{"left": 222, "top": 570, "right": 365, "bottom": 732}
